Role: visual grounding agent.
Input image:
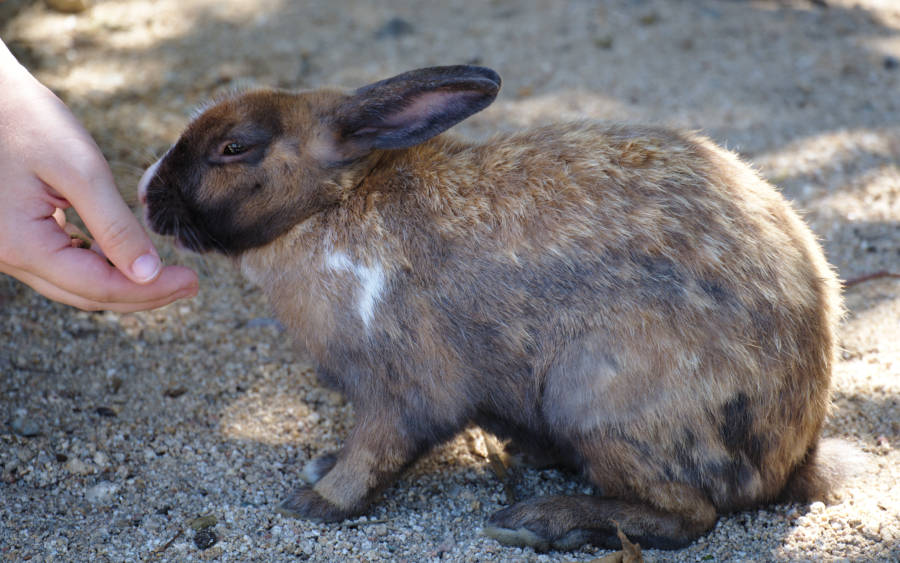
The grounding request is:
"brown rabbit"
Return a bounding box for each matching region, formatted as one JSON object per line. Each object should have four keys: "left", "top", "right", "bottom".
{"left": 139, "top": 65, "right": 843, "bottom": 551}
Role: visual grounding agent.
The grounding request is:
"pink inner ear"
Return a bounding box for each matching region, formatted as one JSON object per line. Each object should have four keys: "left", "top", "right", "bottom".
{"left": 381, "top": 91, "right": 452, "bottom": 128}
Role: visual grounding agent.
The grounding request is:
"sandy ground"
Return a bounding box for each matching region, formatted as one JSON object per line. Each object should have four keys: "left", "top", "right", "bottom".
{"left": 1, "top": 0, "right": 899, "bottom": 561}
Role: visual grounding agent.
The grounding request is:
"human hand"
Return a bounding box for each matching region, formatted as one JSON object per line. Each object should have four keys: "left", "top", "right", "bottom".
{"left": 0, "top": 42, "right": 198, "bottom": 312}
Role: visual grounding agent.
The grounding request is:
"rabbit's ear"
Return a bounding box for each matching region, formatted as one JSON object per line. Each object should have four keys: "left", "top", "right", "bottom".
{"left": 331, "top": 66, "right": 500, "bottom": 155}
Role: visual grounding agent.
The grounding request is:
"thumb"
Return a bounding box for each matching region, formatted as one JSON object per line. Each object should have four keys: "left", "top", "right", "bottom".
{"left": 39, "top": 147, "right": 162, "bottom": 284}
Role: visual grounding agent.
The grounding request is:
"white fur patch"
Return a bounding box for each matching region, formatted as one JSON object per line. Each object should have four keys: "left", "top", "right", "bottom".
{"left": 137, "top": 157, "right": 163, "bottom": 206}
{"left": 325, "top": 251, "right": 386, "bottom": 330}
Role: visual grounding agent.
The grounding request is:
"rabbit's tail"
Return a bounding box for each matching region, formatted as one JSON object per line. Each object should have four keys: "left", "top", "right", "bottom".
{"left": 779, "top": 438, "right": 863, "bottom": 503}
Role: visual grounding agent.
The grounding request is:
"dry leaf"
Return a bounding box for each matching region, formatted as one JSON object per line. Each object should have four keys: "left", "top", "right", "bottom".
{"left": 569, "top": 522, "right": 644, "bottom": 563}
{"left": 587, "top": 551, "right": 625, "bottom": 563}
{"left": 616, "top": 522, "right": 644, "bottom": 563}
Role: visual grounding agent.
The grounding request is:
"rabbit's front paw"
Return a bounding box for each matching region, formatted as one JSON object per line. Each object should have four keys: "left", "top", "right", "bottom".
{"left": 276, "top": 486, "right": 350, "bottom": 522}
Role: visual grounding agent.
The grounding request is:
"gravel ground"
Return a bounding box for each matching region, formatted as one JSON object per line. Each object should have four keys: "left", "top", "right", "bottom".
{"left": 2, "top": 0, "right": 899, "bottom": 561}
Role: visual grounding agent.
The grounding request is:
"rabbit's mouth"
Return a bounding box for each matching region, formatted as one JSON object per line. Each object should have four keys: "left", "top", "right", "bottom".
{"left": 145, "top": 198, "right": 223, "bottom": 254}
{"left": 145, "top": 198, "right": 220, "bottom": 254}
{"left": 138, "top": 158, "right": 222, "bottom": 254}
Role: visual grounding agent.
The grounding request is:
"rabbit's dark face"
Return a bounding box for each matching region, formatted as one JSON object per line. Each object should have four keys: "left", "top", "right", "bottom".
{"left": 140, "top": 66, "right": 501, "bottom": 254}
{"left": 139, "top": 90, "right": 347, "bottom": 254}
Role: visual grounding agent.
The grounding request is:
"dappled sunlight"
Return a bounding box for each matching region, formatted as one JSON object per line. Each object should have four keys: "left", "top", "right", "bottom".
{"left": 754, "top": 128, "right": 900, "bottom": 185}
{"left": 52, "top": 62, "right": 134, "bottom": 98}
{"left": 841, "top": 285, "right": 900, "bottom": 360}
{"left": 5, "top": 0, "right": 288, "bottom": 104}
{"left": 813, "top": 164, "right": 900, "bottom": 222}
{"left": 10, "top": 0, "right": 288, "bottom": 49}
{"left": 218, "top": 365, "right": 351, "bottom": 447}
{"left": 492, "top": 89, "right": 639, "bottom": 128}
{"left": 219, "top": 392, "right": 315, "bottom": 446}
{"left": 9, "top": 0, "right": 192, "bottom": 55}
{"left": 865, "top": 34, "right": 900, "bottom": 60}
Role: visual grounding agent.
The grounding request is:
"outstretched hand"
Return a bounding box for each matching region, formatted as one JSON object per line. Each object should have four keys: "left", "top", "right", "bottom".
{"left": 0, "top": 42, "right": 198, "bottom": 312}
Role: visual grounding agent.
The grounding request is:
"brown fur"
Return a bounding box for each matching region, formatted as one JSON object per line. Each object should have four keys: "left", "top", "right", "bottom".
{"left": 139, "top": 66, "right": 843, "bottom": 550}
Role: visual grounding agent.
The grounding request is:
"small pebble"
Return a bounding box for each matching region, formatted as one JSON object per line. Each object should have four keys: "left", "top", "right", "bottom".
{"left": 375, "top": 17, "right": 415, "bottom": 39}
{"left": 884, "top": 56, "right": 899, "bottom": 70}
{"left": 164, "top": 387, "right": 188, "bottom": 399}
{"left": 638, "top": 12, "right": 660, "bottom": 26}
{"left": 189, "top": 514, "right": 218, "bottom": 530}
{"left": 194, "top": 529, "right": 218, "bottom": 550}
{"left": 85, "top": 481, "right": 120, "bottom": 504}
{"left": 64, "top": 457, "right": 93, "bottom": 475}
{"left": 594, "top": 35, "right": 614, "bottom": 50}
{"left": 10, "top": 413, "right": 40, "bottom": 437}
{"left": 199, "top": 545, "right": 224, "bottom": 559}
{"left": 93, "top": 451, "right": 109, "bottom": 467}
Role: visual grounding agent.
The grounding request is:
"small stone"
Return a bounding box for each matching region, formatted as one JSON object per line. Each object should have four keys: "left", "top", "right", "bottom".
{"left": 323, "top": 391, "right": 344, "bottom": 407}
{"left": 188, "top": 514, "right": 218, "bottom": 530}
{"left": 638, "top": 12, "right": 660, "bottom": 26}
{"left": 374, "top": 17, "right": 415, "bottom": 40}
{"left": 93, "top": 451, "right": 109, "bottom": 467}
{"left": 594, "top": 35, "right": 614, "bottom": 50}
{"left": 884, "top": 56, "right": 899, "bottom": 70}
{"left": 86, "top": 481, "right": 120, "bottom": 504}
{"left": 15, "top": 447, "right": 35, "bottom": 463}
{"left": 95, "top": 406, "right": 117, "bottom": 418}
{"left": 199, "top": 545, "right": 224, "bottom": 559}
{"left": 809, "top": 501, "right": 826, "bottom": 514}
{"left": 10, "top": 413, "right": 41, "bottom": 437}
{"left": 164, "top": 387, "right": 188, "bottom": 399}
{"left": 45, "top": 0, "right": 89, "bottom": 13}
{"left": 194, "top": 529, "right": 217, "bottom": 550}
{"left": 64, "top": 457, "right": 93, "bottom": 475}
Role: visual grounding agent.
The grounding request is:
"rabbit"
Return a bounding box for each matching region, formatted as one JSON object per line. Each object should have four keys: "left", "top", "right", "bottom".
{"left": 138, "top": 65, "right": 844, "bottom": 551}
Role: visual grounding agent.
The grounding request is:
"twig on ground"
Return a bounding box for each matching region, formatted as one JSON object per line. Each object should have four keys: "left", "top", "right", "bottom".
{"left": 146, "top": 529, "right": 183, "bottom": 561}
{"left": 843, "top": 271, "right": 900, "bottom": 288}
{"left": 341, "top": 518, "right": 390, "bottom": 529}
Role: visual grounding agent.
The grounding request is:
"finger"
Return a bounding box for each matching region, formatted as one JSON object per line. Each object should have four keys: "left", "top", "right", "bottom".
{"left": 9, "top": 211, "right": 198, "bottom": 306}
{"left": 3, "top": 263, "right": 197, "bottom": 312}
{"left": 12, "top": 220, "right": 197, "bottom": 304}
{"left": 43, "top": 245, "right": 198, "bottom": 305}
{"left": 35, "top": 142, "right": 164, "bottom": 285}
{"left": 53, "top": 207, "right": 67, "bottom": 228}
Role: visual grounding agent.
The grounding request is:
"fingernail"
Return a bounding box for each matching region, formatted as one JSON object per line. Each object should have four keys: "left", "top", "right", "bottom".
{"left": 131, "top": 253, "right": 161, "bottom": 283}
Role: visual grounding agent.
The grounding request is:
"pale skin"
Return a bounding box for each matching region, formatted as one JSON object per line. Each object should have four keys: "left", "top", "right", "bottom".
{"left": 0, "top": 39, "right": 197, "bottom": 312}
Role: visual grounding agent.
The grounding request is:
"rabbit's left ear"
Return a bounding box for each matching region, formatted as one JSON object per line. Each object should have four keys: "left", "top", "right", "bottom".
{"left": 330, "top": 65, "right": 501, "bottom": 156}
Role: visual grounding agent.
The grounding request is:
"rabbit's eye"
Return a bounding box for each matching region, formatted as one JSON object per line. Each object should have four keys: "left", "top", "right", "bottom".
{"left": 222, "top": 142, "right": 246, "bottom": 156}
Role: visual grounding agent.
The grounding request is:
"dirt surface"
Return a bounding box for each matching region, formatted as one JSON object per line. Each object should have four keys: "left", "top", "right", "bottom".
{"left": 2, "top": 0, "right": 899, "bottom": 561}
